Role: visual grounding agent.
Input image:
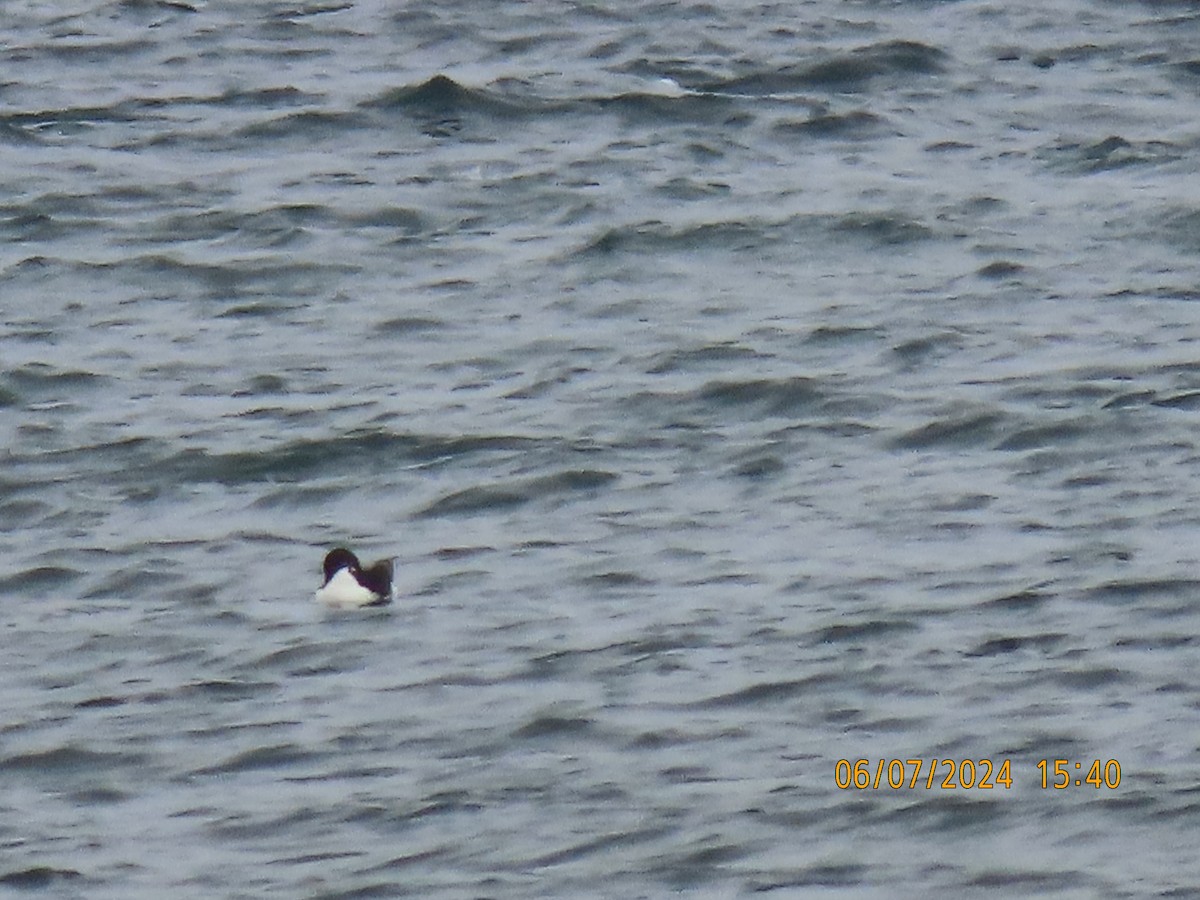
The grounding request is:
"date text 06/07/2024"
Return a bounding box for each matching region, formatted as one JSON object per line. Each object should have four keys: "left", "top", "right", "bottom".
{"left": 834, "top": 758, "right": 1122, "bottom": 790}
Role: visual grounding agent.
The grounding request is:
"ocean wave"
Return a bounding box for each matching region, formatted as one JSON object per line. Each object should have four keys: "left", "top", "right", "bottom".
{"left": 0, "top": 868, "right": 84, "bottom": 890}
{"left": 696, "top": 376, "right": 824, "bottom": 418}
{"left": 417, "top": 468, "right": 618, "bottom": 518}
{"left": 700, "top": 39, "right": 948, "bottom": 95}
{"left": 575, "top": 209, "right": 935, "bottom": 258}
{"left": 773, "top": 109, "right": 892, "bottom": 140}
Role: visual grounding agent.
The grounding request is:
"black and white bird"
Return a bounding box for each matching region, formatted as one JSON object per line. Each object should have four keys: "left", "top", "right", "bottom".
{"left": 315, "top": 548, "right": 394, "bottom": 607}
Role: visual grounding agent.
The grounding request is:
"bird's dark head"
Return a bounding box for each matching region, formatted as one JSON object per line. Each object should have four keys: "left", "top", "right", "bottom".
{"left": 322, "top": 547, "right": 361, "bottom": 583}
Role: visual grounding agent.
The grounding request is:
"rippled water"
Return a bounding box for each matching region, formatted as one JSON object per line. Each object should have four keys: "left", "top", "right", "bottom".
{"left": 4, "top": 1, "right": 1200, "bottom": 896}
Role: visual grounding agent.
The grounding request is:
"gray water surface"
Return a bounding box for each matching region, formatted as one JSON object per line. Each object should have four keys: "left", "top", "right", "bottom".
{"left": 3, "top": 1, "right": 1200, "bottom": 897}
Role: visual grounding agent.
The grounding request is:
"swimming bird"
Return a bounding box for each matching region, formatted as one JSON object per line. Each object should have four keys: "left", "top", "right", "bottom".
{"left": 315, "top": 547, "right": 394, "bottom": 607}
